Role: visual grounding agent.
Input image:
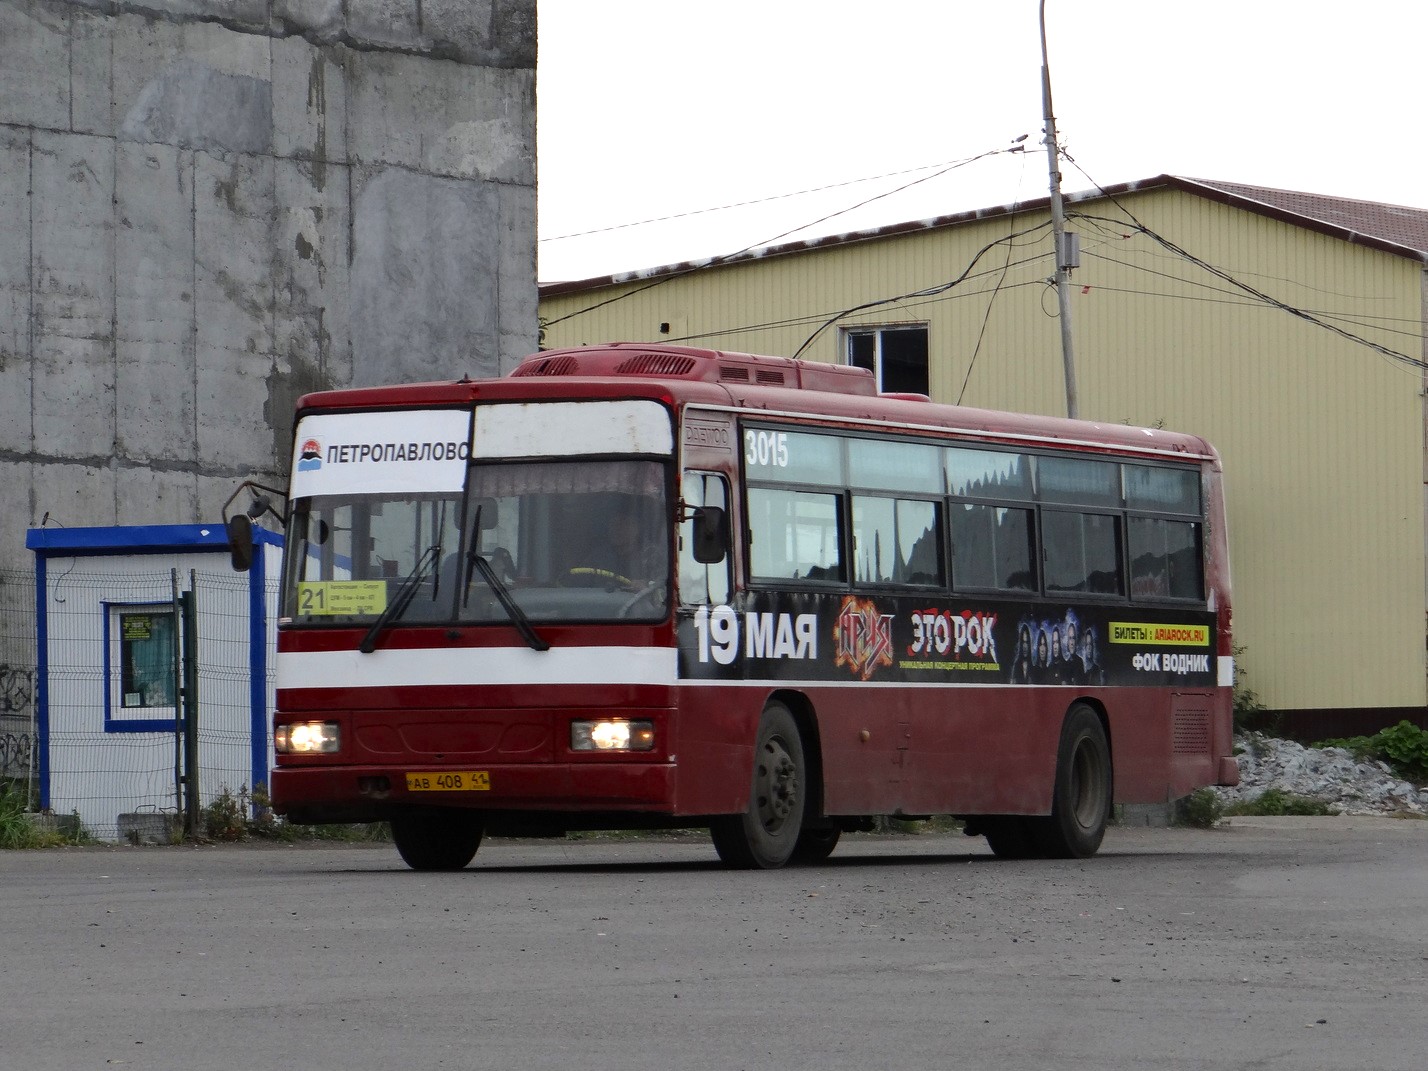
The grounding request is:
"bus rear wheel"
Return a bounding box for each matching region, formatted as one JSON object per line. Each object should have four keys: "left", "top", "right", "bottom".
{"left": 710, "top": 703, "right": 806, "bottom": 869}
{"left": 791, "top": 825, "right": 841, "bottom": 864}
{"left": 390, "top": 810, "right": 484, "bottom": 871}
{"left": 1034, "top": 704, "right": 1112, "bottom": 859}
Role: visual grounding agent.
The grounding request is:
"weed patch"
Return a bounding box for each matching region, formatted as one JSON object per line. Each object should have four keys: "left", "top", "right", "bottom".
{"left": 1224, "top": 788, "right": 1333, "bottom": 817}
{"left": 199, "top": 783, "right": 388, "bottom": 843}
{"left": 1313, "top": 721, "right": 1428, "bottom": 784}
{"left": 0, "top": 780, "right": 93, "bottom": 848}
{"left": 1176, "top": 788, "right": 1224, "bottom": 828}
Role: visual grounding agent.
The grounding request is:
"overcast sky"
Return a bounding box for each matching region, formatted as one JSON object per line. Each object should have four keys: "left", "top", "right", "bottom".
{"left": 535, "top": 0, "right": 1427, "bottom": 283}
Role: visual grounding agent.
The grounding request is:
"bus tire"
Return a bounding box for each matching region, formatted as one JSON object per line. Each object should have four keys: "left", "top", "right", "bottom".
{"left": 710, "top": 703, "right": 806, "bottom": 869}
{"left": 1034, "top": 704, "right": 1112, "bottom": 859}
{"left": 391, "top": 810, "right": 484, "bottom": 871}
{"left": 791, "top": 825, "right": 841, "bottom": 864}
{"left": 982, "top": 817, "right": 1040, "bottom": 859}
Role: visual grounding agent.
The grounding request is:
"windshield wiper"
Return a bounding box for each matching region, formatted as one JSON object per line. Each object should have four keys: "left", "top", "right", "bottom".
{"left": 358, "top": 543, "right": 441, "bottom": 654}
{"left": 460, "top": 501, "right": 549, "bottom": 652}
{"left": 464, "top": 550, "right": 550, "bottom": 652}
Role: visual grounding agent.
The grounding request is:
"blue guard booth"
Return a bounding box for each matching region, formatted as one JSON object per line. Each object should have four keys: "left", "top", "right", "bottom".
{"left": 27, "top": 524, "right": 283, "bottom": 841}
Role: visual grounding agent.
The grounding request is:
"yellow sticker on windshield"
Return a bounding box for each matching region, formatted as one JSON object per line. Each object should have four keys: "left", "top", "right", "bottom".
{"left": 297, "top": 581, "right": 388, "bottom": 616}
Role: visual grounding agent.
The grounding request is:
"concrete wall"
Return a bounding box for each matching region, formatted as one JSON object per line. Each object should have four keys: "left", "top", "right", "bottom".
{"left": 0, "top": 0, "right": 538, "bottom": 567}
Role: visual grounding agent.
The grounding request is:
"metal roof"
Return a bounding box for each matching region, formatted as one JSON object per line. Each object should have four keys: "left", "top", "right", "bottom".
{"left": 540, "top": 175, "right": 1428, "bottom": 294}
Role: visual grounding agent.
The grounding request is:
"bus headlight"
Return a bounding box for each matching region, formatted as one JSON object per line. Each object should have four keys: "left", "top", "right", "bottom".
{"left": 275, "top": 721, "right": 341, "bottom": 754}
{"left": 571, "top": 719, "right": 655, "bottom": 752}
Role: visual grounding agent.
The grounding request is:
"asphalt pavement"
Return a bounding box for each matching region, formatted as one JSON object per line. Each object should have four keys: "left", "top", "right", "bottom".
{"left": 2, "top": 819, "right": 1425, "bottom": 1071}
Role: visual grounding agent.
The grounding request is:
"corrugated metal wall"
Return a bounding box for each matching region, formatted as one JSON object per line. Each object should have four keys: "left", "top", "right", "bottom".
{"left": 540, "top": 187, "right": 1427, "bottom": 716}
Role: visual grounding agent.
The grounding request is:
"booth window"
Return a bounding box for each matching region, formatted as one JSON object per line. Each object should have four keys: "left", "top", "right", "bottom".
{"left": 108, "top": 605, "right": 177, "bottom": 721}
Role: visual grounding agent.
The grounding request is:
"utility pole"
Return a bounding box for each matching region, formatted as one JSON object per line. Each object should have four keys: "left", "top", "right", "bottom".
{"left": 1040, "top": 0, "right": 1079, "bottom": 419}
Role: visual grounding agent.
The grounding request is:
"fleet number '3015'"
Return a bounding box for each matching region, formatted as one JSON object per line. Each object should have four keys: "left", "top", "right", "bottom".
{"left": 405, "top": 771, "right": 491, "bottom": 791}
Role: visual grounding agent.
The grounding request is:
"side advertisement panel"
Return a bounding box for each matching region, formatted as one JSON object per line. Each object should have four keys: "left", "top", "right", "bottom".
{"left": 678, "top": 592, "right": 1216, "bottom": 688}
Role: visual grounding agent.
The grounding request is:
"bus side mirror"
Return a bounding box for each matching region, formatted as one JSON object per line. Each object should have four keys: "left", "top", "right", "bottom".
{"left": 227, "top": 515, "right": 255, "bottom": 572}
{"left": 691, "top": 506, "right": 728, "bottom": 564}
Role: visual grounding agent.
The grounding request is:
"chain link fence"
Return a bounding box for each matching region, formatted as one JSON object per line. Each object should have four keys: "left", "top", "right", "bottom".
{"left": 0, "top": 569, "right": 38, "bottom": 798}
{"left": 11, "top": 564, "right": 279, "bottom": 841}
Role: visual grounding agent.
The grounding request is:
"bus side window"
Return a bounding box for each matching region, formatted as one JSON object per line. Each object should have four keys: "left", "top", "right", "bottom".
{"left": 746, "top": 487, "right": 844, "bottom": 584}
{"left": 679, "top": 473, "right": 730, "bottom": 605}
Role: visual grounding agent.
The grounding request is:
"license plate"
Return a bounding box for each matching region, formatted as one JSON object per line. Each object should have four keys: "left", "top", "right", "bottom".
{"left": 405, "top": 771, "right": 490, "bottom": 792}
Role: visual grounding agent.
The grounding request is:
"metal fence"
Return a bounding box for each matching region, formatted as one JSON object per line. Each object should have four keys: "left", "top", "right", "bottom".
{"left": 0, "top": 569, "right": 38, "bottom": 797}
{"left": 8, "top": 564, "right": 279, "bottom": 841}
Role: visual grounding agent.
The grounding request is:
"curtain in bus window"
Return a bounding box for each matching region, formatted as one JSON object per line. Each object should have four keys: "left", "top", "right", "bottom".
{"left": 950, "top": 504, "right": 1035, "bottom": 591}
{"left": 472, "top": 460, "right": 664, "bottom": 498}
{"left": 1038, "top": 457, "right": 1120, "bottom": 506}
{"left": 747, "top": 487, "right": 844, "bottom": 582}
{"left": 852, "top": 497, "right": 941, "bottom": 586}
{"left": 945, "top": 449, "right": 1033, "bottom": 500}
{"left": 1043, "top": 510, "right": 1124, "bottom": 595}
{"left": 1129, "top": 517, "right": 1202, "bottom": 599}
{"left": 468, "top": 460, "right": 668, "bottom": 583}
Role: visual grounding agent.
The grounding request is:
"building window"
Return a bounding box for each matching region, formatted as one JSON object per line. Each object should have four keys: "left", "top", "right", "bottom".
{"left": 845, "top": 326, "right": 929, "bottom": 394}
{"left": 109, "top": 606, "right": 177, "bottom": 720}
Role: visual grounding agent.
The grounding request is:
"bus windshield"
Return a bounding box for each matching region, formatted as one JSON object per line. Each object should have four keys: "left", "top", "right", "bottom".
{"left": 283, "top": 458, "right": 671, "bottom": 626}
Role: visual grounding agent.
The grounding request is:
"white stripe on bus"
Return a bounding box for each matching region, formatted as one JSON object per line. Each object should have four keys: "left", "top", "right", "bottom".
{"left": 277, "top": 647, "right": 678, "bottom": 689}
{"left": 277, "top": 648, "right": 1202, "bottom": 692}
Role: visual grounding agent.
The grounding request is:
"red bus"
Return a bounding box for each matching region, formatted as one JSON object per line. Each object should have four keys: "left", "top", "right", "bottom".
{"left": 229, "top": 343, "right": 1238, "bottom": 870}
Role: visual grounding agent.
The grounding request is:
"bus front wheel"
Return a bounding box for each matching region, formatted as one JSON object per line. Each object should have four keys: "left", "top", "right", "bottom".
{"left": 791, "top": 825, "right": 841, "bottom": 864}
{"left": 710, "top": 703, "right": 806, "bottom": 869}
{"left": 390, "top": 810, "right": 484, "bottom": 871}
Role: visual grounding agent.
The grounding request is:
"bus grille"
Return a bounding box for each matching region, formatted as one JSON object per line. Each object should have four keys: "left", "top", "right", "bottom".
{"left": 1172, "top": 705, "right": 1211, "bottom": 754}
{"left": 511, "top": 354, "right": 579, "bottom": 377}
{"left": 615, "top": 353, "right": 697, "bottom": 376}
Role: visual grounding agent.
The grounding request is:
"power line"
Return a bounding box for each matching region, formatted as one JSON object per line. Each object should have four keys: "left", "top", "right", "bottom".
{"left": 539, "top": 157, "right": 1013, "bottom": 243}
{"left": 1073, "top": 214, "right": 1415, "bottom": 308}
{"left": 1074, "top": 211, "right": 1428, "bottom": 374}
{"left": 957, "top": 149, "right": 1033, "bottom": 404}
{"left": 1079, "top": 250, "right": 1428, "bottom": 345}
{"left": 659, "top": 275, "right": 1048, "bottom": 347}
{"left": 790, "top": 221, "right": 1054, "bottom": 359}
{"left": 542, "top": 143, "right": 1026, "bottom": 330}
{"left": 1060, "top": 153, "right": 1428, "bottom": 373}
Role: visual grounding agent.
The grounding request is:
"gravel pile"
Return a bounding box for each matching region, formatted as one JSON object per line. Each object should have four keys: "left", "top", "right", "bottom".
{"left": 1213, "top": 733, "right": 1428, "bottom": 816}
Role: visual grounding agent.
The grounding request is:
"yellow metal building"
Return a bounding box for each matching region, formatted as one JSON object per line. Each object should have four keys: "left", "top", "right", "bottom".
{"left": 539, "top": 176, "right": 1428, "bottom": 735}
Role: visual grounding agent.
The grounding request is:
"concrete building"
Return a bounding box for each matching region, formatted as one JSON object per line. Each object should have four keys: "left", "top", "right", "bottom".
{"left": 1, "top": 0, "right": 538, "bottom": 567}
{"left": 539, "top": 176, "right": 1428, "bottom": 735}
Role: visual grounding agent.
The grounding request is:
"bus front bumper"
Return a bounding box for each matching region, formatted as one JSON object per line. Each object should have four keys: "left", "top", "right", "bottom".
{"left": 270, "top": 761, "right": 677, "bottom": 823}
